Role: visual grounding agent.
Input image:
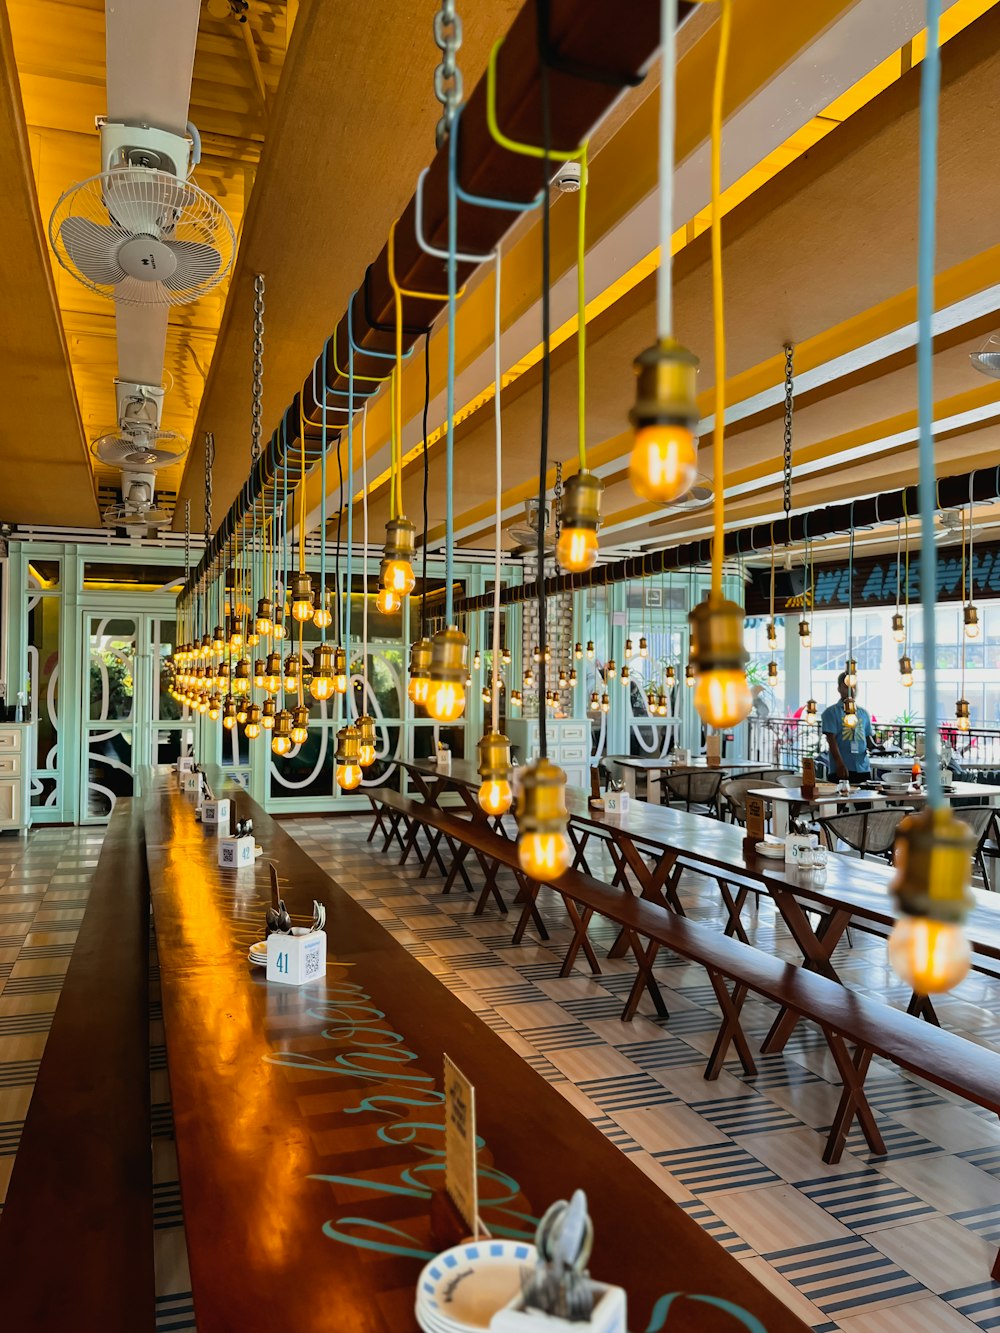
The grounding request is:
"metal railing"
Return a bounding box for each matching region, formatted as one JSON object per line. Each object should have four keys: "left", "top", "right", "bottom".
{"left": 746, "top": 716, "right": 1000, "bottom": 776}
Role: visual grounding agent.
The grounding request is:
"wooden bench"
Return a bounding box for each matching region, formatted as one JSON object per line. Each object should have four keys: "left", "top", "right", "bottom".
{"left": 0, "top": 799, "right": 154, "bottom": 1329}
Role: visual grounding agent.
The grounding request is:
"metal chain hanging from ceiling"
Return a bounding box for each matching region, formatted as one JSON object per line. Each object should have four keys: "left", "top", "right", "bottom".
{"left": 251, "top": 274, "right": 265, "bottom": 464}
{"left": 433, "top": 0, "right": 463, "bottom": 147}
{"left": 204, "top": 431, "right": 215, "bottom": 538}
{"left": 782, "top": 343, "right": 794, "bottom": 538}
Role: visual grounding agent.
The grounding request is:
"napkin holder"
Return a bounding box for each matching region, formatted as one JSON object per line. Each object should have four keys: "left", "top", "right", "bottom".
{"left": 266, "top": 929, "right": 326, "bottom": 986}
{"left": 218, "top": 833, "right": 255, "bottom": 869}
{"left": 490, "top": 1284, "right": 627, "bottom": 1333}
{"left": 202, "top": 796, "right": 231, "bottom": 829}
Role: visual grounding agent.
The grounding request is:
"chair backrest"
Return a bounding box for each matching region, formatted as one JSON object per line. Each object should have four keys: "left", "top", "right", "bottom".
{"left": 759, "top": 768, "right": 799, "bottom": 790}
{"left": 664, "top": 769, "right": 724, "bottom": 809}
{"left": 952, "top": 804, "right": 996, "bottom": 848}
{"left": 817, "top": 808, "right": 909, "bottom": 857}
{"left": 720, "top": 777, "right": 781, "bottom": 822}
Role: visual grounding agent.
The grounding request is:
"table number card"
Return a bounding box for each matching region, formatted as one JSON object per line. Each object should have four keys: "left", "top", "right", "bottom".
{"left": 218, "top": 834, "right": 254, "bottom": 869}
{"left": 202, "top": 797, "right": 231, "bottom": 828}
{"left": 182, "top": 770, "right": 203, "bottom": 797}
{"left": 604, "top": 789, "right": 629, "bottom": 815}
{"left": 745, "top": 794, "right": 766, "bottom": 845}
{"left": 444, "top": 1055, "right": 478, "bottom": 1238}
{"left": 266, "top": 930, "right": 326, "bottom": 986}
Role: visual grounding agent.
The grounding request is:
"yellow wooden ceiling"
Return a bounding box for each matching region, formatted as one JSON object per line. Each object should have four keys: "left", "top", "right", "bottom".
{"left": 4, "top": 0, "right": 292, "bottom": 512}
{"left": 3, "top": 0, "right": 1000, "bottom": 558}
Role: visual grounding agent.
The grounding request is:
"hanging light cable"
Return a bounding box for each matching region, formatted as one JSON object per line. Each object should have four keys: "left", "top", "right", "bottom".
{"left": 518, "top": 45, "right": 569, "bottom": 880}
{"left": 479, "top": 244, "right": 513, "bottom": 817}
{"left": 889, "top": 0, "right": 974, "bottom": 997}
{"left": 965, "top": 474, "right": 980, "bottom": 639}
{"left": 409, "top": 335, "right": 434, "bottom": 706}
{"left": 629, "top": 0, "right": 699, "bottom": 503}
{"left": 356, "top": 400, "right": 377, "bottom": 769}
{"left": 899, "top": 497, "right": 914, "bottom": 687}
{"left": 688, "top": 0, "right": 751, "bottom": 732}
{"left": 892, "top": 520, "right": 905, "bottom": 643}
{"left": 956, "top": 509, "right": 971, "bottom": 733}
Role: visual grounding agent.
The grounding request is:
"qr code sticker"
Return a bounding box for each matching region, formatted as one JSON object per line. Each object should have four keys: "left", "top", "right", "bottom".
{"left": 304, "top": 947, "right": 321, "bottom": 979}
{"left": 222, "top": 845, "right": 234, "bottom": 863}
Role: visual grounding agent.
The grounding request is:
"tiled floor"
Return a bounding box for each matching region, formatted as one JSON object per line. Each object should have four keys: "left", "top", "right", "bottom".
{"left": 4, "top": 815, "right": 1000, "bottom": 1332}
{"left": 287, "top": 813, "right": 1000, "bottom": 1333}
{"left": 0, "top": 824, "right": 197, "bottom": 1332}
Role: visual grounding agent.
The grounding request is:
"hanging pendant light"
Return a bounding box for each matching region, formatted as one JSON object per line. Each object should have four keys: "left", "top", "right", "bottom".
{"left": 690, "top": 596, "right": 751, "bottom": 728}
{"left": 290, "top": 704, "right": 310, "bottom": 746}
{"left": 844, "top": 657, "right": 858, "bottom": 690}
{"left": 222, "top": 695, "right": 237, "bottom": 731}
{"left": 767, "top": 660, "right": 779, "bottom": 687}
{"left": 478, "top": 731, "right": 513, "bottom": 816}
{"left": 271, "top": 708, "right": 293, "bottom": 755}
{"left": 588, "top": 691, "right": 599, "bottom": 712}
{"left": 606, "top": 658, "right": 617, "bottom": 680}
{"left": 600, "top": 692, "right": 610, "bottom": 713}
{"left": 805, "top": 697, "right": 818, "bottom": 725}
{"left": 381, "top": 516, "right": 417, "bottom": 595}
{"left": 332, "top": 646, "right": 348, "bottom": 695}
{"left": 955, "top": 697, "right": 971, "bottom": 732}
{"left": 313, "top": 589, "right": 333, "bottom": 630}
{"left": 899, "top": 655, "right": 914, "bottom": 688}
{"left": 574, "top": 642, "right": 583, "bottom": 659}
{"left": 334, "top": 723, "right": 362, "bottom": 789}
{"left": 665, "top": 663, "right": 676, "bottom": 688}
{"left": 586, "top": 640, "right": 595, "bottom": 660}
{"left": 629, "top": 341, "right": 700, "bottom": 503}
{"left": 843, "top": 696, "right": 858, "bottom": 730}
{"left": 357, "top": 714, "right": 377, "bottom": 767}
{"left": 208, "top": 693, "right": 221, "bottom": 721}
{"left": 253, "top": 658, "right": 266, "bottom": 690}
{"left": 427, "top": 625, "right": 468, "bottom": 722}
{"left": 376, "top": 586, "right": 401, "bottom": 615}
{"left": 283, "top": 653, "right": 300, "bottom": 693}
{"left": 524, "top": 666, "right": 535, "bottom": 689}
{"left": 569, "top": 667, "right": 577, "bottom": 687}
{"left": 232, "top": 657, "right": 251, "bottom": 696}
{"left": 290, "top": 571, "right": 314, "bottom": 622}
{"left": 263, "top": 651, "right": 282, "bottom": 695}
{"left": 964, "top": 604, "right": 980, "bottom": 639}
{"left": 254, "top": 597, "right": 273, "bottom": 636}
{"left": 556, "top": 471, "right": 603, "bottom": 572}
{"left": 517, "top": 757, "right": 570, "bottom": 878}
{"left": 798, "top": 617, "right": 811, "bottom": 648}
{"left": 408, "top": 637, "right": 433, "bottom": 704}
{"left": 261, "top": 697, "right": 276, "bottom": 730}
{"left": 310, "top": 642, "right": 336, "bottom": 700}
{"left": 244, "top": 702, "right": 262, "bottom": 740}
{"left": 892, "top": 611, "right": 906, "bottom": 643}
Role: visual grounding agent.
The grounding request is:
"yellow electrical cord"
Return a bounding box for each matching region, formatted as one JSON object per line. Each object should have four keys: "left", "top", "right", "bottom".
{"left": 486, "top": 38, "right": 589, "bottom": 471}
{"left": 709, "top": 0, "right": 732, "bottom": 599}
{"left": 298, "top": 400, "right": 308, "bottom": 570}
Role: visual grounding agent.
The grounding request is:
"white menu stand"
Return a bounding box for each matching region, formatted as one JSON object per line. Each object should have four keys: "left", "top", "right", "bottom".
{"left": 266, "top": 930, "right": 327, "bottom": 986}
{"left": 218, "top": 834, "right": 255, "bottom": 869}
{"left": 202, "top": 797, "right": 232, "bottom": 830}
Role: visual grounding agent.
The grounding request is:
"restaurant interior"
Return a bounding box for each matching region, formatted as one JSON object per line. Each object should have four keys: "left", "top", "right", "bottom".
{"left": 3, "top": 0, "right": 1000, "bottom": 1329}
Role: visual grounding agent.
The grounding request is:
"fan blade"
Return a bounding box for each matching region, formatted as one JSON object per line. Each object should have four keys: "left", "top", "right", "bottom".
{"left": 59, "top": 217, "right": 126, "bottom": 287}
{"left": 163, "top": 238, "right": 222, "bottom": 291}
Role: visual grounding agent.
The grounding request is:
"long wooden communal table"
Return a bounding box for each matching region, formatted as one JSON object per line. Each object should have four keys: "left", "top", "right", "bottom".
{"left": 142, "top": 769, "right": 806, "bottom": 1333}
{"left": 397, "top": 759, "right": 1000, "bottom": 1045}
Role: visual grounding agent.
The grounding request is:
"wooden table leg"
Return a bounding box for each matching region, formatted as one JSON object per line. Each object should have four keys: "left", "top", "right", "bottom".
{"left": 718, "top": 881, "right": 750, "bottom": 944}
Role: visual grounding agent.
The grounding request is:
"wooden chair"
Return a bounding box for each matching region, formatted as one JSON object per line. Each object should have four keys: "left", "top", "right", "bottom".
{"left": 816, "top": 808, "right": 910, "bottom": 861}
{"left": 661, "top": 768, "right": 724, "bottom": 817}
{"left": 758, "top": 768, "right": 800, "bottom": 790}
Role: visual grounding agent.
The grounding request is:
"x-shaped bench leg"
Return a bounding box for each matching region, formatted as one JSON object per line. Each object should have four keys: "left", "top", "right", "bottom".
{"left": 511, "top": 875, "right": 550, "bottom": 944}
{"left": 473, "top": 852, "right": 507, "bottom": 915}
{"left": 398, "top": 816, "right": 424, "bottom": 866}
{"left": 570, "top": 826, "right": 593, "bottom": 874}
{"left": 558, "top": 898, "right": 602, "bottom": 977}
{"left": 441, "top": 838, "right": 474, "bottom": 895}
{"left": 621, "top": 938, "right": 669, "bottom": 1022}
{"left": 718, "top": 880, "right": 751, "bottom": 944}
{"left": 367, "top": 798, "right": 389, "bottom": 844}
{"left": 905, "top": 991, "right": 941, "bottom": 1025}
{"left": 823, "top": 1032, "right": 885, "bottom": 1164}
{"left": 762, "top": 896, "right": 851, "bottom": 1054}
{"left": 705, "top": 973, "right": 755, "bottom": 1077}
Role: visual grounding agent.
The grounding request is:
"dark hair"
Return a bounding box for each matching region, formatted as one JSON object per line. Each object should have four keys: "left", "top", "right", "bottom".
{"left": 836, "top": 671, "right": 849, "bottom": 690}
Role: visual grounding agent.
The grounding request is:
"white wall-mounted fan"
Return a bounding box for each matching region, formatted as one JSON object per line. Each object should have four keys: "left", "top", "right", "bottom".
{"left": 509, "top": 498, "right": 556, "bottom": 554}
{"left": 91, "top": 428, "right": 188, "bottom": 471}
{"left": 50, "top": 165, "right": 234, "bottom": 307}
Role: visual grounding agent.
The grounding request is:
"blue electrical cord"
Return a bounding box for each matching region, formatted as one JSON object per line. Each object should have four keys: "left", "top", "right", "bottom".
{"left": 446, "top": 111, "right": 460, "bottom": 626}
{"left": 917, "top": 0, "right": 942, "bottom": 806}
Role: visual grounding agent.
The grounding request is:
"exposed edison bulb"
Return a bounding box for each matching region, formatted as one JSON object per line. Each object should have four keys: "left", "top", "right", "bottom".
{"left": 311, "top": 673, "right": 335, "bottom": 701}
{"left": 555, "top": 526, "right": 599, "bottom": 573}
{"left": 965, "top": 604, "right": 980, "bottom": 639}
{"left": 272, "top": 618, "right": 286, "bottom": 641}
{"left": 245, "top": 722, "right": 260, "bottom": 740}
{"left": 586, "top": 641, "right": 595, "bottom": 660}
{"left": 376, "top": 587, "right": 400, "bottom": 615}
{"left": 271, "top": 733, "right": 292, "bottom": 756}
{"left": 892, "top": 612, "right": 906, "bottom": 644}
{"left": 888, "top": 917, "right": 971, "bottom": 994}
{"left": 628, "top": 423, "right": 698, "bottom": 503}
{"left": 799, "top": 619, "right": 811, "bottom": 648}
{"left": 383, "top": 559, "right": 416, "bottom": 595}
{"left": 844, "top": 708, "right": 858, "bottom": 730}
{"left": 693, "top": 669, "right": 752, "bottom": 729}
{"left": 358, "top": 743, "right": 376, "bottom": 767}
{"left": 600, "top": 692, "right": 609, "bottom": 713}
{"left": 409, "top": 676, "right": 430, "bottom": 706}
{"left": 479, "top": 779, "right": 513, "bottom": 817}
{"left": 336, "top": 762, "right": 362, "bottom": 791}
{"left": 428, "top": 680, "right": 465, "bottom": 723}
{"left": 624, "top": 638, "right": 633, "bottom": 659}
{"left": 518, "top": 830, "right": 572, "bottom": 879}
{"left": 223, "top": 713, "right": 237, "bottom": 731}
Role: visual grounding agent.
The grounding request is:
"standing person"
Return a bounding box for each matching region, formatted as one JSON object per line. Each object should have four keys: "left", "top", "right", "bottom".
{"left": 822, "top": 672, "right": 876, "bottom": 783}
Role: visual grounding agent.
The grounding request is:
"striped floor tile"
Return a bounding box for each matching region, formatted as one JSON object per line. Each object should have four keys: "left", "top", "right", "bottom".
{"left": 692, "top": 1095, "right": 802, "bottom": 1137}
{"left": 0, "top": 1119, "right": 24, "bottom": 1155}
{"left": 151, "top": 1103, "right": 175, "bottom": 1139}
{"left": 836, "top": 1116, "right": 941, "bottom": 1162}
{"left": 155, "top": 1291, "right": 197, "bottom": 1332}
{"left": 577, "top": 1072, "right": 679, "bottom": 1114}
{"left": 150, "top": 1044, "right": 169, "bottom": 1072}
{"left": 766, "top": 1235, "right": 925, "bottom": 1317}
{"left": 153, "top": 1180, "right": 185, "bottom": 1230}
{"left": 794, "top": 1170, "right": 936, "bottom": 1231}
{"left": 865, "top": 1081, "right": 947, "bottom": 1114}
{"left": 514, "top": 961, "right": 566, "bottom": 982}
{"left": 588, "top": 1114, "right": 643, "bottom": 1154}
{"left": 960, "top": 1145, "right": 1000, "bottom": 1179}
{"left": 615, "top": 1037, "right": 703, "bottom": 1071}
{"left": 475, "top": 1010, "right": 514, "bottom": 1034}
{"left": 444, "top": 951, "right": 510, "bottom": 970}
{"left": 474, "top": 983, "right": 548, "bottom": 1006}
{"left": 678, "top": 1200, "right": 754, "bottom": 1256}
{"left": 520, "top": 1051, "right": 568, "bottom": 1083}
{"left": 652, "top": 1142, "right": 781, "bottom": 1195}
{"left": 519, "top": 1023, "right": 603, "bottom": 1054}
{"left": 0, "top": 1057, "right": 41, "bottom": 1088}
{"left": 952, "top": 1203, "right": 1000, "bottom": 1246}
{"left": 560, "top": 996, "right": 631, "bottom": 1022}
{"left": 2, "top": 975, "right": 65, "bottom": 995}
{"left": 17, "top": 942, "right": 74, "bottom": 959}
{"left": 742, "top": 1054, "right": 824, "bottom": 1090}
{"left": 0, "top": 1011, "right": 53, "bottom": 1035}
{"left": 939, "top": 1281, "right": 1000, "bottom": 1329}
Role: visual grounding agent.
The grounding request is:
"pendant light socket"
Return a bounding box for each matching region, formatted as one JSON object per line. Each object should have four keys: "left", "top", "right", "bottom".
{"left": 964, "top": 604, "right": 980, "bottom": 638}
{"left": 555, "top": 471, "right": 603, "bottom": 573}
{"left": 427, "top": 626, "right": 468, "bottom": 722}
{"left": 357, "top": 714, "right": 377, "bottom": 767}
{"left": 891, "top": 612, "right": 906, "bottom": 643}
{"left": 408, "top": 637, "right": 433, "bottom": 705}
{"left": 517, "top": 757, "right": 570, "bottom": 878}
{"left": 291, "top": 571, "right": 314, "bottom": 622}
{"left": 628, "top": 338, "right": 700, "bottom": 503}
{"left": 956, "top": 697, "right": 971, "bottom": 731}
{"left": 335, "top": 723, "right": 362, "bottom": 790}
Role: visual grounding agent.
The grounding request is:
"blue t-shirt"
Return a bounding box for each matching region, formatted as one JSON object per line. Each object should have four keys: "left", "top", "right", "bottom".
{"left": 821, "top": 700, "right": 873, "bottom": 774}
